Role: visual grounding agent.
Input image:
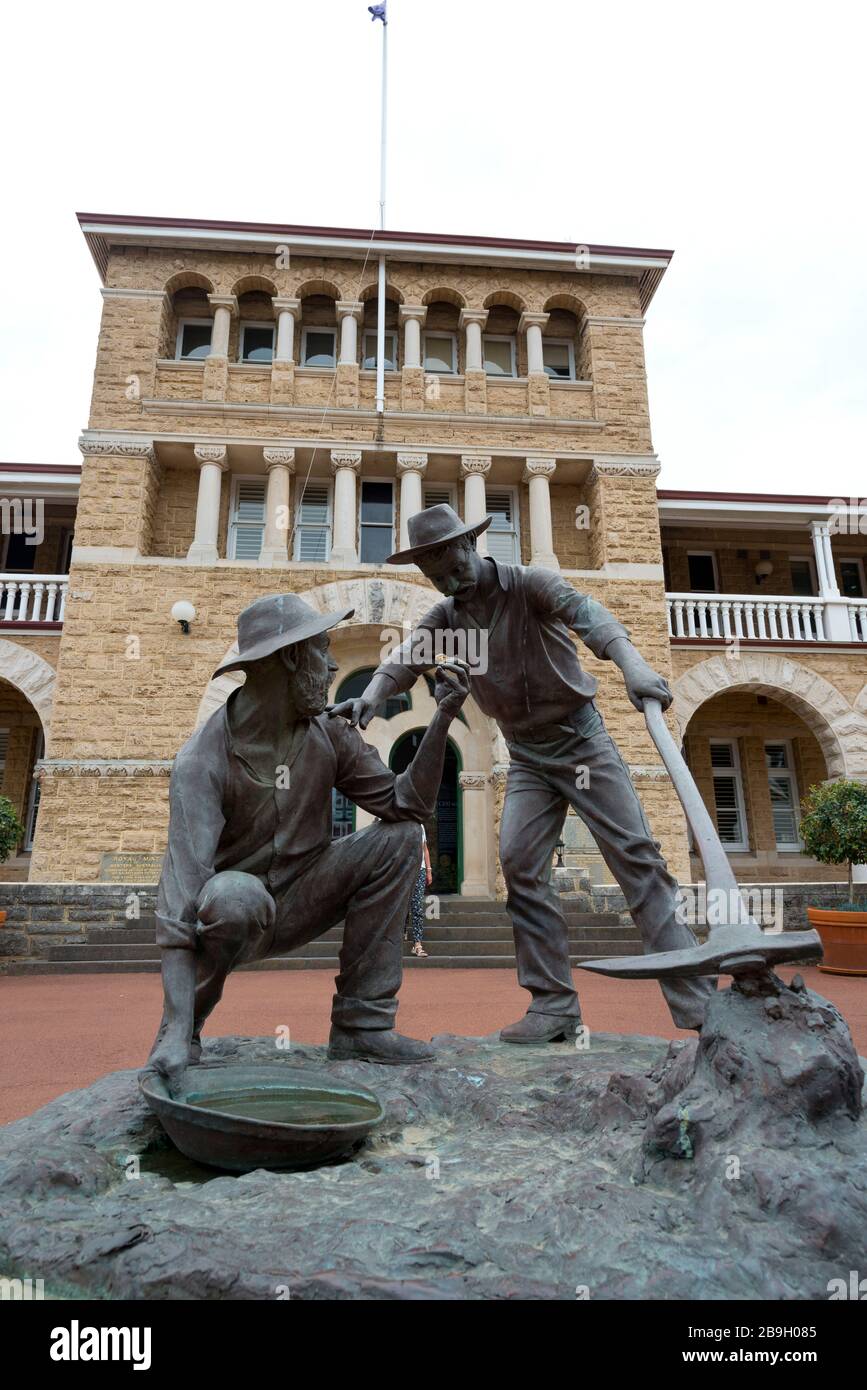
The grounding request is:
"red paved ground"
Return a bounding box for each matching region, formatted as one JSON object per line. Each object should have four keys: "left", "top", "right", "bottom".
{"left": 0, "top": 967, "right": 865, "bottom": 1126}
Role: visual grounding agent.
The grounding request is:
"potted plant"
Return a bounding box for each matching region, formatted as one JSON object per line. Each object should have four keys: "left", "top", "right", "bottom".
{"left": 0, "top": 795, "right": 26, "bottom": 923}
{"left": 800, "top": 779, "right": 867, "bottom": 976}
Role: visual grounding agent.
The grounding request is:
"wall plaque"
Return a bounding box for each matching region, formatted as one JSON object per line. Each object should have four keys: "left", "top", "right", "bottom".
{"left": 99, "top": 852, "right": 163, "bottom": 884}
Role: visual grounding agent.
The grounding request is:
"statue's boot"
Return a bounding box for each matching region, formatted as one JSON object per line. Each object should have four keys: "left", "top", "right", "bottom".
{"left": 500, "top": 1011, "right": 581, "bottom": 1044}
{"left": 328, "top": 1025, "right": 436, "bottom": 1065}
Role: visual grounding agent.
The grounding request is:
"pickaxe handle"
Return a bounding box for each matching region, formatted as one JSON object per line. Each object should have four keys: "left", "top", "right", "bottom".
{"left": 643, "top": 697, "right": 742, "bottom": 904}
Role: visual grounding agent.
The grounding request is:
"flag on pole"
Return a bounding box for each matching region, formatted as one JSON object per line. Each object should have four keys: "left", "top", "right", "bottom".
{"left": 368, "top": 3, "right": 387, "bottom": 22}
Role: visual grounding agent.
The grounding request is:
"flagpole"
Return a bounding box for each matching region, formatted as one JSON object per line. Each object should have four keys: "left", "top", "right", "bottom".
{"left": 375, "top": 5, "right": 388, "bottom": 417}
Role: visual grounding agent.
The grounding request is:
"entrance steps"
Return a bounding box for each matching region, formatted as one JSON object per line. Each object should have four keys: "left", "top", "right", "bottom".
{"left": 6, "top": 898, "right": 644, "bottom": 975}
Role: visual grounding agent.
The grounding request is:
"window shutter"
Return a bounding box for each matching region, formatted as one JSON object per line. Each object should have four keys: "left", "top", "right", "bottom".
{"left": 486, "top": 490, "right": 518, "bottom": 564}
{"left": 712, "top": 775, "right": 743, "bottom": 844}
{"left": 231, "top": 480, "right": 267, "bottom": 561}
{"left": 423, "top": 487, "right": 452, "bottom": 510}
{"left": 297, "top": 483, "right": 331, "bottom": 562}
{"left": 710, "top": 742, "right": 746, "bottom": 847}
{"left": 765, "top": 743, "right": 799, "bottom": 845}
{"left": 0, "top": 728, "right": 8, "bottom": 774}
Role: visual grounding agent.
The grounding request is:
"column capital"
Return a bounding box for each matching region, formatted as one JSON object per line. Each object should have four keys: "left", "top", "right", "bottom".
{"left": 399, "top": 303, "right": 428, "bottom": 325}
{"left": 522, "top": 456, "right": 557, "bottom": 482}
{"left": 207, "top": 294, "right": 238, "bottom": 315}
{"left": 396, "top": 452, "right": 428, "bottom": 475}
{"left": 78, "top": 434, "right": 155, "bottom": 463}
{"left": 263, "top": 447, "right": 296, "bottom": 472}
{"left": 272, "top": 296, "right": 301, "bottom": 315}
{"left": 460, "top": 454, "right": 492, "bottom": 477}
{"left": 335, "top": 300, "right": 364, "bottom": 322}
{"left": 459, "top": 772, "right": 488, "bottom": 791}
{"left": 459, "top": 308, "right": 489, "bottom": 330}
{"left": 330, "top": 449, "right": 363, "bottom": 474}
{"left": 518, "top": 311, "right": 550, "bottom": 333}
{"left": 193, "top": 443, "right": 229, "bottom": 469}
{"left": 809, "top": 518, "right": 831, "bottom": 536}
{"left": 588, "top": 457, "right": 661, "bottom": 483}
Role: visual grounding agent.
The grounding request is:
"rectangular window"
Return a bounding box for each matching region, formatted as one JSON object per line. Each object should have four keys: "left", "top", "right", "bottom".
{"left": 0, "top": 728, "right": 7, "bottom": 783}
{"left": 301, "top": 328, "right": 337, "bottom": 368}
{"left": 2, "top": 529, "right": 37, "bottom": 571}
{"left": 790, "top": 556, "right": 817, "bottom": 596}
{"left": 709, "top": 740, "right": 749, "bottom": 851}
{"left": 483, "top": 335, "right": 516, "bottom": 377}
{"left": 362, "top": 331, "right": 398, "bottom": 371}
{"left": 840, "top": 558, "right": 866, "bottom": 598}
{"left": 359, "top": 480, "right": 394, "bottom": 565}
{"left": 486, "top": 488, "right": 520, "bottom": 565}
{"left": 423, "top": 332, "right": 457, "bottom": 374}
{"left": 229, "top": 478, "right": 267, "bottom": 561}
{"left": 239, "top": 322, "right": 275, "bottom": 363}
{"left": 294, "top": 481, "right": 332, "bottom": 561}
{"left": 176, "top": 319, "right": 212, "bottom": 360}
{"left": 687, "top": 551, "right": 719, "bottom": 593}
{"left": 542, "top": 340, "right": 575, "bottom": 379}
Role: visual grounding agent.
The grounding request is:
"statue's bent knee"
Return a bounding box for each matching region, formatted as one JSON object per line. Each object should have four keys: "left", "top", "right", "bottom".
{"left": 196, "top": 870, "right": 276, "bottom": 950}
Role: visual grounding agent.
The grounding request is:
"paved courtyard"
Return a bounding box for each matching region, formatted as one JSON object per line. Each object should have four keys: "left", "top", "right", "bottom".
{"left": 1, "top": 966, "right": 864, "bottom": 1125}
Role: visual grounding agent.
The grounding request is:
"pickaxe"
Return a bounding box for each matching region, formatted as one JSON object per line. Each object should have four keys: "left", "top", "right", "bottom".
{"left": 577, "top": 698, "right": 823, "bottom": 981}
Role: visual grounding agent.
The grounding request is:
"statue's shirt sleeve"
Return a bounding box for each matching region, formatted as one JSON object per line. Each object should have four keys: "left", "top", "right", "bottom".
{"left": 375, "top": 599, "right": 451, "bottom": 693}
{"left": 526, "top": 567, "right": 629, "bottom": 658}
{"left": 332, "top": 720, "right": 434, "bottom": 822}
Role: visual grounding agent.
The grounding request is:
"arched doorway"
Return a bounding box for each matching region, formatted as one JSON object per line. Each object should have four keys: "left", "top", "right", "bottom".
{"left": 390, "top": 730, "right": 462, "bottom": 894}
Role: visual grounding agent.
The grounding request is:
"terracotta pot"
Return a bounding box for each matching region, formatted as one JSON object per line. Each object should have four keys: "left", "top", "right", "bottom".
{"left": 808, "top": 906, "right": 867, "bottom": 977}
{"left": 0, "top": 910, "right": 6, "bottom": 927}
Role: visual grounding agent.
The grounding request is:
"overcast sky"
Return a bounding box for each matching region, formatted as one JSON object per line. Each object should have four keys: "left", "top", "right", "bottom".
{"left": 1, "top": 0, "right": 864, "bottom": 494}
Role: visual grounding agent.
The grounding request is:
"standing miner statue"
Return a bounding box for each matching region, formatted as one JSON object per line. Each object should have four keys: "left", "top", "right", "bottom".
{"left": 328, "top": 505, "right": 714, "bottom": 1041}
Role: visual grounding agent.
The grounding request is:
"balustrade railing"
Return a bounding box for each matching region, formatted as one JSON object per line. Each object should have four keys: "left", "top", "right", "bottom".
{"left": 0, "top": 574, "right": 68, "bottom": 624}
{"left": 666, "top": 592, "right": 867, "bottom": 644}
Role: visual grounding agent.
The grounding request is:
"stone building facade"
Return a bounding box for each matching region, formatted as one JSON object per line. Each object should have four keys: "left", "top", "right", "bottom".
{"left": 1, "top": 214, "right": 866, "bottom": 891}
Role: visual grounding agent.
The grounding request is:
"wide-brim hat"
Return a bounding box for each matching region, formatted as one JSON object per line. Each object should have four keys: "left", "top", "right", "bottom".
{"left": 387, "top": 503, "right": 492, "bottom": 565}
{"left": 213, "top": 593, "right": 354, "bottom": 677}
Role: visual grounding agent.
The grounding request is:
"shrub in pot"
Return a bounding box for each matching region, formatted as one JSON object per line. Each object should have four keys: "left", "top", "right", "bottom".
{"left": 0, "top": 795, "right": 26, "bottom": 924}
{"left": 799, "top": 779, "right": 867, "bottom": 976}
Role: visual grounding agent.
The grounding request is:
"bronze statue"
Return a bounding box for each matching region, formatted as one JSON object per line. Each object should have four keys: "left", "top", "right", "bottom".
{"left": 148, "top": 592, "right": 469, "bottom": 1093}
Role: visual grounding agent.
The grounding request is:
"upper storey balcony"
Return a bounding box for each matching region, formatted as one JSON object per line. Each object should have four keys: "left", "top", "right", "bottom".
{"left": 661, "top": 492, "right": 867, "bottom": 647}
{"left": 79, "top": 215, "right": 668, "bottom": 455}
{"left": 0, "top": 464, "right": 79, "bottom": 630}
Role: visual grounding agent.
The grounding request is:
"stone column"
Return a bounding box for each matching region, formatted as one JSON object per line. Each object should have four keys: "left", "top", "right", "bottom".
{"left": 271, "top": 296, "right": 300, "bottom": 406}
{"left": 460, "top": 308, "right": 488, "bottom": 414}
{"left": 399, "top": 304, "right": 427, "bottom": 411}
{"left": 522, "top": 457, "right": 559, "bottom": 569}
{"left": 396, "top": 453, "right": 428, "bottom": 553}
{"left": 335, "top": 301, "right": 363, "bottom": 409}
{"left": 519, "top": 310, "right": 551, "bottom": 416}
{"left": 204, "top": 294, "right": 237, "bottom": 402}
{"left": 459, "top": 772, "right": 490, "bottom": 897}
{"left": 188, "top": 444, "right": 228, "bottom": 564}
{"left": 810, "top": 519, "right": 851, "bottom": 640}
{"left": 330, "top": 450, "right": 363, "bottom": 566}
{"left": 260, "top": 448, "right": 295, "bottom": 565}
{"left": 460, "top": 455, "right": 492, "bottom": 557}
